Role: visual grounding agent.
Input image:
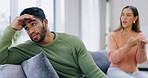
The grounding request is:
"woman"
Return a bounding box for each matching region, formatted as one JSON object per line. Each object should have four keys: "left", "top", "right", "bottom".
{"left": 107, "top": 5, "right": 148, "bottom": 78}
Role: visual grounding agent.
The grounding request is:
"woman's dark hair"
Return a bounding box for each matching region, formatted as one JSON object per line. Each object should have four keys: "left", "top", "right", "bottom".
{"left": 114, "top": 5, "right": 141, "bottom": 32}
{"left": 20, "top": 7, "right": 46, "bottom": 22}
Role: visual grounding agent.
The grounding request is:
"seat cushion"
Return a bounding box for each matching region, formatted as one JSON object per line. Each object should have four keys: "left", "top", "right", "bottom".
{"left": 0, "top": 64, "right": 26, "bottom": 78}
{"left": 90, "top": 50, "right": 110, "bottom": 74}
{"left": 21, "top": 52, "right": 59, "bottom": 78}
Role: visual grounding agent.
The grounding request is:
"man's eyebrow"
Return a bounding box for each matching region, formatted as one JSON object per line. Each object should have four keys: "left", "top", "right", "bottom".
{"left": 28, "top": 20, "right": 36, "bottom": 23}
{"left": 22, "top": 20, "right": 36, "bottom": 27}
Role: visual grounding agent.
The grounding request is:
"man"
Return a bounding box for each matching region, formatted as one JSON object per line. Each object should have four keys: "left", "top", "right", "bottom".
{"left": 0, "top": 7, "right": 107, "bottom": 78}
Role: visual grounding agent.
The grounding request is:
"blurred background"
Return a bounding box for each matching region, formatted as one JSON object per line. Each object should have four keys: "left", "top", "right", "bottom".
{"left": 0, "top": 0, "right": 148, "bottom": 54}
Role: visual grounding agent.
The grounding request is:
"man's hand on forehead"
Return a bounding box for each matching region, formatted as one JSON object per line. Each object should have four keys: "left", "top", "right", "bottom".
{"left": 21, "top": 14, "right": 35, "bottom": 27}
{"left": 10, "top": 14, "right": 35, "bottom": 31}
{"left": 21, "top": 14, "right": 34, "bottom": 19}
{"left": 22, "top": 19, "right": 31, "bottom": 27}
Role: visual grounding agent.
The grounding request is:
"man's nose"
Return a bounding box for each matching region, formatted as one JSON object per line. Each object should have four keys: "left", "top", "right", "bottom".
{"left": 29, "top": 29, "right": 35, "bottom": 34}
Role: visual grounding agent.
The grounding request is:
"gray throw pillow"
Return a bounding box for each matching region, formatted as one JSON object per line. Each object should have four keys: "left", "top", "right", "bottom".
{"left": 0, "top": 64, "right": 26, "bottom": 78}
{"left": 21, "top": 52, "right": 59, "bottom": 78}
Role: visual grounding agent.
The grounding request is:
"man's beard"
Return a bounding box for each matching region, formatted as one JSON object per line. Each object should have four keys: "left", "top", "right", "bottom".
{"left": 31, "top": 26, "right": 46, "bottom": 43}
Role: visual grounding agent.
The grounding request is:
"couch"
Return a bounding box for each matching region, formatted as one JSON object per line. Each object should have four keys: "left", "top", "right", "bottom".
{"left": 0, "top": 51, "right": 110, "bottom": 78}
{"left": 90, "top": 50, "right": 110, "bottom": 74}
{"left": 1, "top": 50, "right": 147, "bottom": 78}
{"left": 90, "top": 50, "right": 148, "bottom": 76}
{"left": 0, "top": 52, "right": 59, "bottom": 78}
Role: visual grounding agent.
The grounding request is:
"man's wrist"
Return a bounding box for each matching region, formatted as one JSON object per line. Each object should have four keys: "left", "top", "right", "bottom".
{"left": 8, "top": 26, "right": 17, "bottom": 32}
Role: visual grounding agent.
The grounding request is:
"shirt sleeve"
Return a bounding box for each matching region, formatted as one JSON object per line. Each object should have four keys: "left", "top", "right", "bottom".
{"left": 136, "top": 32, "right": 147, "bottom": 63}
{"left": 0, "top": 26, "right": 28, "bottom": 64}
{"left": 0, "top": 26, "right": 16, "bottom": 64}
{"left": 75, "top": 38, "right": 107, "bottom": 78}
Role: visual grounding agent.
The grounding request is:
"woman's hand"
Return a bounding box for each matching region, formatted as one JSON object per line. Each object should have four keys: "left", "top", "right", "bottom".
{"left": 127, "top": 36, "right": 147, "bottom": 49}
{"left": 127, "top": 37, "right": 138, "bottom": 48}
{"left": 137, "top": 38, "right": 147, "bottom": 48}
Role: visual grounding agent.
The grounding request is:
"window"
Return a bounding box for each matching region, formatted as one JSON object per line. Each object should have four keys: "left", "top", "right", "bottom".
{"left": 0, "top": 0, "right": 10, "bottom": 36}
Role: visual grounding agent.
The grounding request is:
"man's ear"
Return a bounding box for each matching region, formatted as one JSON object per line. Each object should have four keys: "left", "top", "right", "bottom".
{"left": 43, "top": 19, "right": 48, "bottom": 27}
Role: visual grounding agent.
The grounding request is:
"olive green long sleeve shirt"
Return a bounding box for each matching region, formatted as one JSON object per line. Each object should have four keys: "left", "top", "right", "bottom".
{"left": 0, "top": 26, "right": 107, "bottom": 78}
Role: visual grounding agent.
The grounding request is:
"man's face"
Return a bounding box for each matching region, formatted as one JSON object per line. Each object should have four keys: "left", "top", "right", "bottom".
{"left": 23, "top": 17, "right": 46, "bottom": 43}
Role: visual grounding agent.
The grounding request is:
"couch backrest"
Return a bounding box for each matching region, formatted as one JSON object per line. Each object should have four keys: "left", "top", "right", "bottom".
{"left": 89, "top": 50, "right": 110, "bottom": 74}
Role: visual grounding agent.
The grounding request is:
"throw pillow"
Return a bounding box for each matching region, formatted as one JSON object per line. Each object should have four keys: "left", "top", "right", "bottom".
{"left": 21, "top": 52, "right": 59, "bottom": 78}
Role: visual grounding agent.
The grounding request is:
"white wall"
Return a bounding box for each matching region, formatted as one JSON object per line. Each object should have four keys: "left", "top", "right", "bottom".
{"left": 64, "top": 0, "right": 81, "bottom": 37}
{"left": 64, "top": 0, "right": 107, "bottom": 51}
{"left": 81, "top": 0, "right": 101, "bottom": 51}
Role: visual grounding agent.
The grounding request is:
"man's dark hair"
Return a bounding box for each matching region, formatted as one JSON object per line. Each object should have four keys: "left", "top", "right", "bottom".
{"left": 20, "top": 7, "right": 46, "bottom": 22}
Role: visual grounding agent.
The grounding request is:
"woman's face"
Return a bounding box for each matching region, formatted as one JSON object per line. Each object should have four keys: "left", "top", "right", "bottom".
{"left": 120, "top": 8, "right": 135, "bottom": 28}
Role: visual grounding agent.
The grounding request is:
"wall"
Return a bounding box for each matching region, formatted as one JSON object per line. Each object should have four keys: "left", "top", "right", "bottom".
{"left": 64, "top": 0, "right": 107, "bottom": 51}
